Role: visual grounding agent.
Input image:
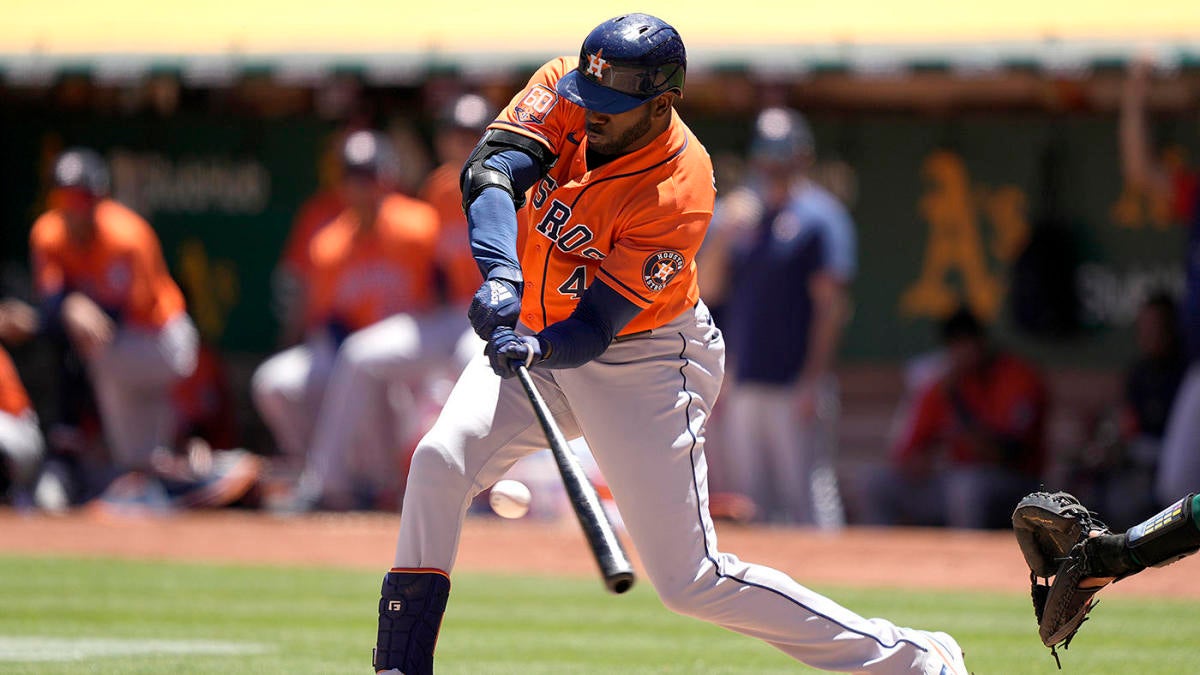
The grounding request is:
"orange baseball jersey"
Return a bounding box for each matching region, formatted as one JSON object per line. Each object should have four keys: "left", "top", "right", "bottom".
{"left": 489, "top": 57, "right": 715, "bottom": 336}
{"left": 280, "top": 188, "right": 346, "bottom": 281}
{"left": 307, "top": 193, "right": 440, "bottom": 332}
{"left": 418, "top": 163, "right": 482, "bottom": 305}
{"left": 30, "top": 199, "right": 186, "bottom": 330}
{"left": 0, "top": 345, "right": 32, "bottom": 417}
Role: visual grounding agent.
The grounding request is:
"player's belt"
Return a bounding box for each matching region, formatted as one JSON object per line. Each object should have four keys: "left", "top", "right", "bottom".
{"left": 613, "top": 329, "right": 653, "bottom": 342}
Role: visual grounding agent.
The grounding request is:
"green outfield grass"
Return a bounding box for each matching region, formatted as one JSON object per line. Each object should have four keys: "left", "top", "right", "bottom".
{"left": 0, "top": 555, "right": 1195, "bottom": 673}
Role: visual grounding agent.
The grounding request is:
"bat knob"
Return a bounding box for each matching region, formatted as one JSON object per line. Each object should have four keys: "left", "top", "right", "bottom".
{"left": 606, "top": 572, "right": 636, "bottom": 595}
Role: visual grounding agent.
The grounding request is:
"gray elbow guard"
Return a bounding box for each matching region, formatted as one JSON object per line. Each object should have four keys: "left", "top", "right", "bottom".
{"left": 1127, "top": 493, "right": 1200, "bottom": 568}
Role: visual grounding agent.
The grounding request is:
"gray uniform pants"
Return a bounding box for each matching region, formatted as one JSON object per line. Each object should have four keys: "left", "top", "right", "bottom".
{"left": 394, "top": 302, "right": 950, "bottom": 674}
{"left": 84, "top": 315, "right": 198, "bottom": 469}
{"left": 0, "top": 409, "right": 44, "bottom": 489}
{"left": 1157, "top": 362, "right": 1200, "bottom": 505}
{"left": 252, "top": 310, "right": 481, "bottom": 499}
{"left": 724, "top": 378, "right": 845, "bottom": 528}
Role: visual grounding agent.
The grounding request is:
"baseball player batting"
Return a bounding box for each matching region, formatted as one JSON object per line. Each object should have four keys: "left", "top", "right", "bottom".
{"left": 373, "top": 14, "right": 968, "bottom": 675}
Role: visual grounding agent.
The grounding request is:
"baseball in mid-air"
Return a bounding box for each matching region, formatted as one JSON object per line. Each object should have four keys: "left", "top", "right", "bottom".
{"left": 489, "top": 479, "right": 532, "bottom": 519}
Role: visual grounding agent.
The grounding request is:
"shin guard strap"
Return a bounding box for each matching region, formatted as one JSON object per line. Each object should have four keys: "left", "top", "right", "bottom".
{"left": 373, "top": 569, "right": 450, "bottom": 675}
{"left": 1128, "top": 494, "right": 1200, "bottom": 568}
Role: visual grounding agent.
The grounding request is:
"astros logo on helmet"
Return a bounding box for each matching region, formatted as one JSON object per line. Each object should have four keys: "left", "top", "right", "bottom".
{"left": 586, "top": 50, "right": 608, "bottom": 79}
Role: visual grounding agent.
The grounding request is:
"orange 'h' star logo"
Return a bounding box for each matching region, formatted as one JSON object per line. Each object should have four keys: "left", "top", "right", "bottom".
{"left": 652, "top": 261, "right": 675, "bottom": 283}
{"left": 586, "top": 50, "right": 608, "bottom": 79}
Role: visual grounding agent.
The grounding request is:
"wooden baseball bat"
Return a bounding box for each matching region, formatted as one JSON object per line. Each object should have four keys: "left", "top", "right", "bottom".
{"left": 515, "top": 364, "right": 635, "bottom": 594}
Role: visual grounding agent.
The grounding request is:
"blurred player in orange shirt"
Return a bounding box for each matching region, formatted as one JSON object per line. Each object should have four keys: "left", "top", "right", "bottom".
{"left": 253, "top": 130, "right": 453, "bottom": 511}
{"left": 0, "top": 344, "right": 44, "bottom": 505}
{"left": 271, "top": 132, "right": 349, "bottom": 347}
{"left": 420, "top": 94, "right": 491, "bottom": 311}
{"left": 25, "top": 148, "right": 199, "bottom": 474}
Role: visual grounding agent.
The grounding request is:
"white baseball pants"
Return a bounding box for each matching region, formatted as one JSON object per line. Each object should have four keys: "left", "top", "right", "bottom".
{"left": 1157, "top": 362, "right": 1200, "bottom": 505}
{"left": 723, "top": 377, "right": 845, "bottom": 528}
{"left": 83, "top": 314, "right": 198, "bottom": 469}
{"left": 0, "top": 409, "right": 44, "bottom": 489}
{"left": 253, "top": 311, "right": 482, "bottom": 499}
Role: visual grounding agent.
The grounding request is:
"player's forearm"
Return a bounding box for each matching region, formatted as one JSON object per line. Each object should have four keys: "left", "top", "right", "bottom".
{"left": 466, "top": 188, "right": 523, "bottom": 282}
{"left": 799, "top": 288, "right": 848, "bottom": 385}
{"left": 1119, "top": 70, "right": 1167, "bottom": 196}
{"left": 537, "top": 279, "right": 641, "bottom": 369}
{"left": 464, "top": 148, "right": 543, "bottom": 283}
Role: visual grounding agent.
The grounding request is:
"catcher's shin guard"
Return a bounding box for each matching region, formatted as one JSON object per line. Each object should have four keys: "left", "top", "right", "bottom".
{"left": 1126, "top": 493, "right": 1200, "bottom": 569}
{"left": 373, "top": 568, "right": 450, "bottom": 675}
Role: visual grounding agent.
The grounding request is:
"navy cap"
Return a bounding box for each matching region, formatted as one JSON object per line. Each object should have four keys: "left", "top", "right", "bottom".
{"left": 557, "top": 13, "right": 686, "bottom": 114}
{"left": 53, "top": 147, "right": 110, "bottom": 196}
{"left": 439, "top": 93, "right": 492, "bottom": 131}
{"left": 750, "top": 107, "right": 815, "bottom": 162}
{"left": 341, "top": 130, "right": 400, "bottom": 183}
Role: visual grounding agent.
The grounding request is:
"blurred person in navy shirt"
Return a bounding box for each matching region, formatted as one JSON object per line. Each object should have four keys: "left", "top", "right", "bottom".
{"left": 704, "top": 108, "right": 856, "bottom": 527}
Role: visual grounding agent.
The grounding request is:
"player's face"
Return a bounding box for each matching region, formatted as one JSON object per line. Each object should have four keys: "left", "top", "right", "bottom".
{"left": 436, "top": 128, "right": 482, "bottom": 165}
{"left": 947, "top": 336, "right": 986, "bottom": 375}
{"left": 585, "top": 94, "right": 674, "bottom": 156}
{"left": 751, "top": 152, "right": 812, "bottom": 207}
{"left": 1136, "top": 304, "right": 1173, "bottom": 358}
{"left": 343, "top": 174, "right": 385, "bottom": 219}
{"left": 49, "top": 188, "right": 98, "bottom": 236}
{"left": 585, "top": 104, "right": 653, "bottom": 155}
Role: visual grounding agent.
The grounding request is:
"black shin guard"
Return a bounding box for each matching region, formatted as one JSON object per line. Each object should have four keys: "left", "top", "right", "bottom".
{"left": 373, "top": 569, "right": 451, "bottom": 675}
{"left": 1127, "top": 494, "right": 1200, "bottom": 569}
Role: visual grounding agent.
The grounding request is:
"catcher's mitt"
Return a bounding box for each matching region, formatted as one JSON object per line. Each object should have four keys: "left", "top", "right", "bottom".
{"left": 1011, "top": 491, "right": 1110, "bottom": 667}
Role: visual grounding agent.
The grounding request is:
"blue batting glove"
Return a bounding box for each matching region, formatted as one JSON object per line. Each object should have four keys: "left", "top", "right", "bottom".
{"left": 468, "top": 278, "right": 521, "bottom": 340}
{"left": 485, "top": 327, "right": 542, "bottom": 378}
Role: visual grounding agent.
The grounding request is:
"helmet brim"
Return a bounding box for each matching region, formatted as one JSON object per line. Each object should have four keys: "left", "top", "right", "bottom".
{"left": 556, "top": 71, "right": 647, "bottom": 115}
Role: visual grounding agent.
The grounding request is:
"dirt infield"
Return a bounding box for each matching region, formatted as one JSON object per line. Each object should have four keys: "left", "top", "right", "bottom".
{"left": 1, "top": 509, "right": 1196, "bottom": 599}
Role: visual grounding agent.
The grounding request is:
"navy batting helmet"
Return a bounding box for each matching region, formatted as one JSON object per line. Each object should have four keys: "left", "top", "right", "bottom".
{"left": 53, "top": 147, "right": 110, "bottom": 196}
{"left": 557, "top": 13, "right": 686, "bottom": 115}
{"left": 341, "top": 130, "right": 401, "bottom": 183}
{"left": 750, "top": 108, "right": 815, "bottom": 163}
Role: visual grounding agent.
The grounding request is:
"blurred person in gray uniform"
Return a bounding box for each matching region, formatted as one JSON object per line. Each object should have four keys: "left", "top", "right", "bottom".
{"left": 706, "top": 108, "right": 856, "bottom": 527}
{"left": 12, "top": 149, "right": 259, "bottom": 512}
{"left": 0, "top": 342, "right": 43, "bottom": 506}
{"left": 417, "top": 93, "right": 493, "bottom": 368}
{"left": 26, "top": 148, "right": 199, "bottom": 475}
{"left": 253, "top": 131, "right": 443, "bottom": 512}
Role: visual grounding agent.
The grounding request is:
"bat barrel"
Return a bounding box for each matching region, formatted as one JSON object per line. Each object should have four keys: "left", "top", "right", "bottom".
{"left": 516, "top": 365, "right": 636, "bottom": 595}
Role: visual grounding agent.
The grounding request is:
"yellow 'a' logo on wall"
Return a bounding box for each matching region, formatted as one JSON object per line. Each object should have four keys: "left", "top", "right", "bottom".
{"left": 900, "top": 150, "right": 1030, "bottom": 322}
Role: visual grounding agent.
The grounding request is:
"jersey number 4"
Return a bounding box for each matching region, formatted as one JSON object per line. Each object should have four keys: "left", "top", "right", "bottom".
{"left": 557, "top": 265, "right": 588, "bottom": 299}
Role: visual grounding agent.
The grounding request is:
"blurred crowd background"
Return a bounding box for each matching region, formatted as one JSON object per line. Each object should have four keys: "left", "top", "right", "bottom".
{"left": 1, "top": 4, "right": 1199, "bottom": 530}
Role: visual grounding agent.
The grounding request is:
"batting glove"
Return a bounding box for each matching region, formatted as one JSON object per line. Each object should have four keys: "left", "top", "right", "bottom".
{"left": 468, "top": 278, "right": 521, "bottom": 340}
{"left": 485, "top": 327, "right": 542, "bottom": 378}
